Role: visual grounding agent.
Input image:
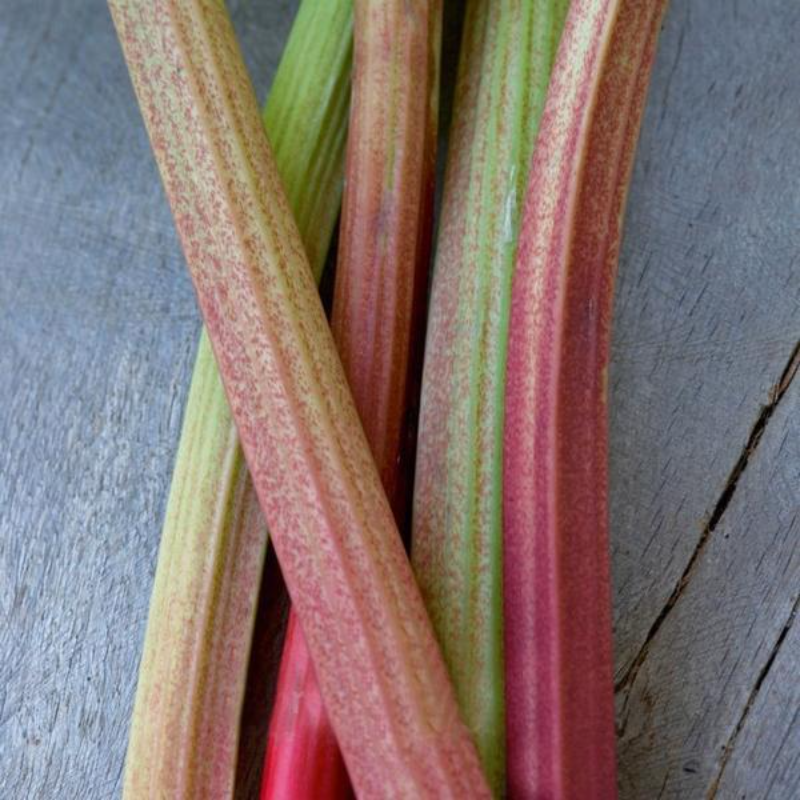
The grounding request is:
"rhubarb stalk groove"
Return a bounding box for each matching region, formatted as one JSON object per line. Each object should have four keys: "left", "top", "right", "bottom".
{"left": 110, "top": 2, "right": 489, "bottom": 797}
{"left": 411, "top": 1, "right": 568, "bottom": 791}
{"left": 503, "top": 0, "right": 669, "bottom": 797}
{"left": 262, "top": 1, "right": 442, "bottom": 797}
{"left": 122, "top": 2, "right": 352, "bottom": 797}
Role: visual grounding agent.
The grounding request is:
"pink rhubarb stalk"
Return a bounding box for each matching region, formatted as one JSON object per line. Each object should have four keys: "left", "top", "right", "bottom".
{"left": 109, "top": 1, "right": 488, "bottom": 798}
{"left": 503, "top": 0, "right": 669, "bottom": 797}
{"left": 262, "top": 2, "right": 442, "bottom": 796}
{"left": 332, "top": 0, "right": 441, "bottom": 526}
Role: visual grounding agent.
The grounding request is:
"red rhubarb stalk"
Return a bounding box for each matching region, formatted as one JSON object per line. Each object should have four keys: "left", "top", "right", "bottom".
{"left": 109, "top": 2, "right": 488, "bottom": 797}
{"left": 503, "top": 0, "right": 669, "bottom": 796}
{"left": 261, "top": 614, "right": 353, "bottom": 799}
{"left": 262, "top": 1, "right": 442, "bottom": 796}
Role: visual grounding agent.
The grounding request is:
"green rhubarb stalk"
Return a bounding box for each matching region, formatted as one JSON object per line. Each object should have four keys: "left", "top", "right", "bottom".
{"left": 110, "top": 1, "right": 490, "bottom": 797}
{"left": 411, "top": 0, "right": 569, "bottom": 792}
{"left": 122, "top": 2, "right": 352, "bottom": 797}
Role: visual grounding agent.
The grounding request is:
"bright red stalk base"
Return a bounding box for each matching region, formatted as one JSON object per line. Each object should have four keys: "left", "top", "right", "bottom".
{"left": 261, "top": 616, "right": 353, "bottom": 800}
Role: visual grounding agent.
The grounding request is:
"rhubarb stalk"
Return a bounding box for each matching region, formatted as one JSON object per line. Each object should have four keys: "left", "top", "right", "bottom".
{"left": 411, "top": 1, "right": 569, "bottom": 791}
{"left": 503, "top": 0, "right": 669, "bottom": 797}
{"left": 332, "top": 0, "right": 441, "bottom": 526}
{"left": 110, "top": 2, "right": 489, "bottom": 797}
{"left": 121, "top": 2, "right": 352, "bottom": 797}
{"left": 262, "top": 2, "right": 441, "bottom": 797}
{"left": 262, "top": 2, "right": 441, "bottom": 796}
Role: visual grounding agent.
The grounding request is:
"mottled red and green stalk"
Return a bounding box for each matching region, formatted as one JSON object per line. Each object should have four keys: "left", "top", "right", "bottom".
{"left": 109, "top": 1, "right": 489, "bottom": 798}
{"left": 262, "top": 1, "right": 442, "bottom": 798}
{"left": 121, "top": 2, "right": 352, "bottom": 798}
{"left": 503, "top": 0, "right": 669, "bottom": 796}
{"left": 411, "top": 0, "right": 568, "bottom": 791}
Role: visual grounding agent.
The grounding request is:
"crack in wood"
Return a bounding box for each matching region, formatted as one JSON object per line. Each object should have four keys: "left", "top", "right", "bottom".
{"left": 704, "top": 594, "right": 800, "bottom": 798}
{"left": 615, "top": 339, "right": 800, "bottom": 697}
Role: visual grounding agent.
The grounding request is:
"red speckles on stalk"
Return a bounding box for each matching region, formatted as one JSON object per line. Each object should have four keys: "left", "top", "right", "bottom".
{"left": 503, "top": 1, "right": 669, "bottom": 797}
{"left": 109, "top": 1, "right": 488, "bottom": 797}
{"left": 333, "top": 0, "right": 440, "bottom": 529}
{"left": 124, "top": 4, "right": 353, "bottom": 798}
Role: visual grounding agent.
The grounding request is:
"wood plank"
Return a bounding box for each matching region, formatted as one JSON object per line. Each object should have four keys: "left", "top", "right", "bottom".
{"left": 714, "top": 601, "right": 800, "bottom": 799}
{"left": 610, "top": 0, "right": 800, "bottom": 788}
{"left": 0, "top": 1, "right": 297, "bottom": 797}
{"left": 615, "top": 364, "right": 800, "bottom": 797}
{"left": 610, "top": 0, "right": 800, "bottom": 680}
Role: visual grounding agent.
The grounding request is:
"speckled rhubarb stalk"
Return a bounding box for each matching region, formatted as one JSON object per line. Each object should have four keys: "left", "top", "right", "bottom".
{"left": 262, "top": 2, "right": 441, "bottom": 797}
{"left": 333, "top": 0, "right": 441, "bottom": 526}
{"left": 411, "top": 1, "right": 568, "bottom": 791}
{"left": 503, "top": 1, "right": 669, "bottom": 797}
{"left": 109, "top": 2, "right": 489, "bottom": 798}
{"left": 122, "top": 2, "right": 352, "bottom": 798}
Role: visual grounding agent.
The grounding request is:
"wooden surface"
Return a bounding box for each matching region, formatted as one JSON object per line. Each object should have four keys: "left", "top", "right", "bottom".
{"left": 0, "top": 1, "right": 797, "bottom": 798}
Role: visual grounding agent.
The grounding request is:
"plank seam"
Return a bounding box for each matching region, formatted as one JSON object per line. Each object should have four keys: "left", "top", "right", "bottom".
{"left": 615, "top": 338, "right": 800, "bottom": 701}
{"left": 704, "top": 594, "right": 800, "bottom": 798}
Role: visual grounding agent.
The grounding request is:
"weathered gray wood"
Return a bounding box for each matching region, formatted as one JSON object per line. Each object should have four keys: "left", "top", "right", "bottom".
{"left": 715, "top": 598, "right": 800, "bottom": 799}
{"left": 0, "top": 0, "right": 798, "bottom": 797}
{"left": 0, "top": 1, "right": 296, "bottom": 797}
{"left": 615, "top": 365, "right": 800, "bottom": 797}
{"left": 610, "top": 0, "right": 800, "bottom": 681}
{"left": 610, "top": 0, "right": 800, "bottom": 793}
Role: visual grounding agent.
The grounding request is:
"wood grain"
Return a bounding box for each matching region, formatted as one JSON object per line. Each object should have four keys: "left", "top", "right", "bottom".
{"left": 0, "top": 0, "right": 797, "bottom": 797}
{"left": 616, "top": 364, "right": 800, "bottom": 797}
{"left": 714, "top": 590, "right": 800, "bottom": 799}
{"left": 610, "top": 0, "right": 800, "bottom": 681}
{"left": 609, "top": 0, "right": 800, "bottom": 793}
